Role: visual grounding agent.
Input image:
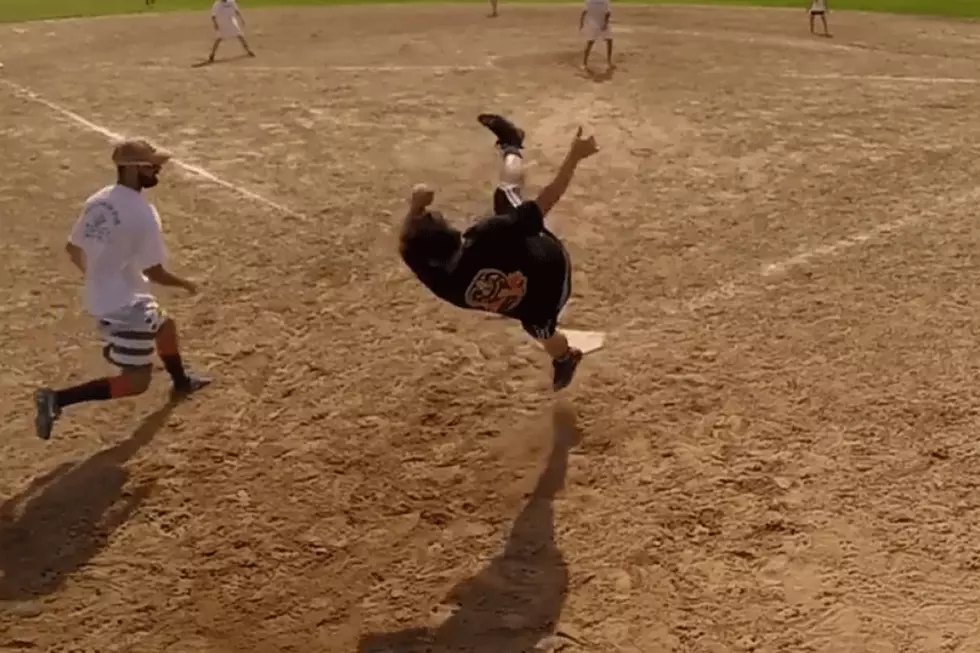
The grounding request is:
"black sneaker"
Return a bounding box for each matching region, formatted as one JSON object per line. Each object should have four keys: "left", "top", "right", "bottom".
{"left": 34, "top": 388, "right": 61, "bottom": 441}
{"left": 552, "top": 348, "right": 583, "bottom": 391}
{"left": 172, "top": 374, "right": 211, "bottom": 397}
{"left": 478, "top": 113, "right": 525, "bottom": 150}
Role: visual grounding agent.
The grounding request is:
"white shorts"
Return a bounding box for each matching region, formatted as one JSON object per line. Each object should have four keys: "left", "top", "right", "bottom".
{"left": 582, "top": 19, "right": 611, "bottom": 41}
{"left": 97, "top": 295, "right": 165, "bottom": 368}
{"left": 216, "top": 19, "right": 243, "bottom": 39}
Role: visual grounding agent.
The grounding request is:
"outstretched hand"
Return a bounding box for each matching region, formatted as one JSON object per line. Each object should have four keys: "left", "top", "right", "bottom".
{"left": 569, "top": 126, "right": 599, "bottom": 161}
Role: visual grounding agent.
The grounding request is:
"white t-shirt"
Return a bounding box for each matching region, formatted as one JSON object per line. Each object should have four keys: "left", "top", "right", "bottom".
{"left": 68, "top": 184, "right": 167, "bottom": 317}
{"left": 584, "top": 0, "right": 610, "bottom": 21}
{"left": 212, "top": 0, "right": 240, "bottom": 25}
{"left": 810, "top": 0, "right": 827, "bottom": 11}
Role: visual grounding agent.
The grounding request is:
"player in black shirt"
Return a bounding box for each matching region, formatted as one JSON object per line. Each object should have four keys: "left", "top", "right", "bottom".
{"left": 399, "top": 114, "right": 599, "bottom": 391}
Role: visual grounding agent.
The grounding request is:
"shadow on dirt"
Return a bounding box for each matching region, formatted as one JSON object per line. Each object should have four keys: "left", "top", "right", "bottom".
{"left": 0, "top": 400, "right": 179, "bottom": 602}
{"left": 358, "top": 404, "right": 580, "bottom": 653}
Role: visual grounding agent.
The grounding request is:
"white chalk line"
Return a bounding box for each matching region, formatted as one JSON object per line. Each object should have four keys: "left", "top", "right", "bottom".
{"left": 1, "top": 76, "right": 960, "bottom": 353}
{"left": 645, "top": 25, "right": 865, "bottom": 54}
{"left": 784, "top": 72, "right": 980, "bottom": 85}
{"left": 640, "top": 25, "right": 980, "bottom": 63}
{"left": 610, "top": 183, "right": 980, "bottom": 353}
{"left": 0, "top": 78, "right": 307, "bottom": 222}
{"left": 79, "top": 62, "right": 491, "bottom": 74}
{"left": 680, "top": 213, "right": 919, "bottom": 314}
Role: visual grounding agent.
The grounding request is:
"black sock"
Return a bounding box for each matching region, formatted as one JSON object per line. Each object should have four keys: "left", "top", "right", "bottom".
{"left": 56, "top": 379, "right": 112, "bottom": 408}
{"left": 161, "top": 354, "right": 189, "bottom": 385}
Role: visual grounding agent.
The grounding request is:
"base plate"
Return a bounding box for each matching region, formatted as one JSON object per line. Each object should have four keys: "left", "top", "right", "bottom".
{"left": 533, "top": 329, "right": 606, "bottom": 354}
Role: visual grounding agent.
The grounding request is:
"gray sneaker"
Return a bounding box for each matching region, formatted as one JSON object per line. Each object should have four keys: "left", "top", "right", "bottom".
{"left": 552, "top": 348, "right": 583, "bottom": 391}
{"left": 34, "top": 388, "right": 61, "bottom": 441}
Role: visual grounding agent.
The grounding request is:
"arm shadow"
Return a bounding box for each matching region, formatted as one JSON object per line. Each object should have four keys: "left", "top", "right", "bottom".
{"left": 359, "top": 405, "right": 580, "bottom": 653}
{"left": 0, "top": 399, "right": 180, "bottom": 602}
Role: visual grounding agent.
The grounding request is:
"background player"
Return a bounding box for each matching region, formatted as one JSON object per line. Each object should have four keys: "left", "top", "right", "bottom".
{"left": 207, "top": 0, "right": 256, "bottom": 64}
{"left": 809, "top": 0, "right": 830, "bottom": 37}
{"left": 580, "top": 0, "right": 613, "bottom": 72}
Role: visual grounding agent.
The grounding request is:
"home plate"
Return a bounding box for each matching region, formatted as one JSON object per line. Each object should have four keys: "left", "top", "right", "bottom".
{"left": 535, "top": 329, "right": 606, "bottom": 354}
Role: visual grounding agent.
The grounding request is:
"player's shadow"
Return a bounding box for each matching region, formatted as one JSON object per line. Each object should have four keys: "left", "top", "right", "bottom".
{"left": 583, "top": 65, "right": 615, "bottom": 83}
{"left": 0, "top": 400, "right": 179, "bottom": 602}
{"left": 192, "top": 53, "right": 252, "bottom": 68}
{"left": 358, "top": 405, "right": 579, "bottom": 653}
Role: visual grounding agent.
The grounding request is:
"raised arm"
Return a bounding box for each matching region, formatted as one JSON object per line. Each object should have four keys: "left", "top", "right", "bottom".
{"left": 534, "top": 126, "right": 599, "bottom": 217}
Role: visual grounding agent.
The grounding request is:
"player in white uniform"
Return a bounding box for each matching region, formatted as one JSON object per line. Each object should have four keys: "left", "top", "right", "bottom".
{"left": 808, "top": 0, "right": 830, "bottom": 37}
{"left": 580, "top": 0, "right": 613, "bottom": 72}
{"left": 34, "top": 139, "right": 209, "bottom": 441}
{"left": 207, "top": 0, "right": 256, "bottom": 64}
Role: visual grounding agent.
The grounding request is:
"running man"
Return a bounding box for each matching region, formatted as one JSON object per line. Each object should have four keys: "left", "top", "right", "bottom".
{"left": 34, "top": 139, "right": 210, "bottom": 441}
{"left": 580, "top": 0, "right": 613, "bottom": 72}
{"left": 398, "top": 115, "right": 599, "bottom": 391}
{"left": 808, "top": 0, "right": 830, "bottom": 37}
{"left": 207, "top": 0, "right": 256, "bottom": 63}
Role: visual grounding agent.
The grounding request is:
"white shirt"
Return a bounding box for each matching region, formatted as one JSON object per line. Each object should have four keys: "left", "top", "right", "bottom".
{"left": 212, "top": 0, "right": 240, "bottom": 24}
{"left": 68, "top": 184, "right": 167, "bottom": 317}
{"left": 810, "top": 0, "right": 827, "bottom": 10}
{"left": 584, "top": 0, "right": 610, "bottom": 21}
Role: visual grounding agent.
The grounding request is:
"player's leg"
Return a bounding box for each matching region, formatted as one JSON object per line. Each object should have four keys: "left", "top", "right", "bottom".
{"left": 605, "top": 36, "right": 613, "bottom": 67}
{"left": 522, "top": 315, "right": 583, "bottom": 392}
{"left": 478, "top": 113, "right": 528, "bottom": 213}
{"left": 522, "top": 236, "right": 581, "bottom": 391}
{"left": 33, "top": 298, "right": 208, "bottom": 440}
{"left": 237, "top": 35, "right": 256, "bottom": 57}
{"left": 150, "top": 306, "right": 210, "bottom": 395}
{"left": 809, "top": 12, "right": 816, "bottom": 34}
{"left": 492, "top": 147, "right": 526, "bottom": 213}
{"left": 583, "top": 40, "right": 595, "bottom": 69}
{"left": 489, "top": 0, "right": 498, "bottom": 17}
{"left": 821, "top": 13, "right": 830, "bottom": 36}
{"left": 208, "top": 37, "right": 222, "bottom": 62}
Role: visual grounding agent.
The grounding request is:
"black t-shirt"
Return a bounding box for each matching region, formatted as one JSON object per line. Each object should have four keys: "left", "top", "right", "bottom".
{"left": 403, "top": 201, "right": 568, "bottom": 324}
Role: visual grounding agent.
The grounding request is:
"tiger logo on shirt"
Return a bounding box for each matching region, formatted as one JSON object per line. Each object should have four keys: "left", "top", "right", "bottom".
{"left": 464, "top": 269, "right": 527, "bottom": 313}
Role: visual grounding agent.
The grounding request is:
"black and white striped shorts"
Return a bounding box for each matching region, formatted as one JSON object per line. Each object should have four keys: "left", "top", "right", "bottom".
{"left": 96, "top": 296, "right": 166, "bottom": 368}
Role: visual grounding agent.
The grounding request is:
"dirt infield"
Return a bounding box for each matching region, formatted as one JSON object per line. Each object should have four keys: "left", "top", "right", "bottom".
{"left": 3, "top": 4, "right": 980, "bottom": 651}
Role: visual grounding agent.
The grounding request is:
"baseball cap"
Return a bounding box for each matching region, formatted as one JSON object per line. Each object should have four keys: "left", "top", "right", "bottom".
{"left": 111, "top": 138, "right": 172, "bottom": 167}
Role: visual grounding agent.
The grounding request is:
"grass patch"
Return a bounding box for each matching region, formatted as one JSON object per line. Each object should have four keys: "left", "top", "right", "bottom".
{"left": 0, "top": 0, "right": 977, "bottom": 24}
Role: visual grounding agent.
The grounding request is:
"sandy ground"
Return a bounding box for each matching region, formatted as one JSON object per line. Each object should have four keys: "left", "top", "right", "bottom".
{"left": 3, "top": 4, "right": 980, "bottom": 652}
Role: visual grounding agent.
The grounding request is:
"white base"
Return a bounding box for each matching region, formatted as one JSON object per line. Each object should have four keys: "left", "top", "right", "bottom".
{"left": 536, "top": 329, "right": 606, "bottom": 354}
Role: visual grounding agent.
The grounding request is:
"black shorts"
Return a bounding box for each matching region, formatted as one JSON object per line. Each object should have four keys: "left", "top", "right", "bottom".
{"left": 493, "top": 185, "right": 572, "bottom": 340}
{"left": 519, "top": 231, "right": 572, "bottom": 340}
{"left": 810, "top": 10, "right": 825, "bottom": 15}
{"left": 493, "top": 184, "right": 523, "bottom": 216}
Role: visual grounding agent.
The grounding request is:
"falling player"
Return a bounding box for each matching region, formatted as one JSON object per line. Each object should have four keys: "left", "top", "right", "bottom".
{"left": 580, "top": 0, "right": 613, "bottom": 72}
{"left": 33, "top": 139, "right": 210, "bottom": 441}
{"left": 207, "top": 0, "right": 255, "bottom": 64}
{"left": 809, "top": 0, "right": 830, "bottom": 37}
{"left": 398, "top": 115, "right": 599, "bottom": 391}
